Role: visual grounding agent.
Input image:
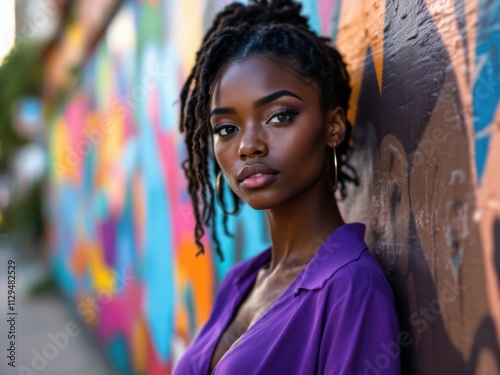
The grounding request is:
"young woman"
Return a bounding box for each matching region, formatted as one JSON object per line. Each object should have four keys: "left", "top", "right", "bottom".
{"left": 174, "top": 1, "right": 401, "bottom": 374}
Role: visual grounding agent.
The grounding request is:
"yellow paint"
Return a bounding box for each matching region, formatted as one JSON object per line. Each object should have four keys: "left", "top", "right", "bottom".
{"left": 100, "top": 111, "right": 124, "bottom": 168}
{"left": 177, "top": 0, "right": 203, "bottom": 77}
{"left": 87, "top": 242, "right": 116, "bottom": 292}
{"left": 51, "top": 118, "right": 80, "bottom": 184}
{"left": 94, "top": 110, "right": 125, "bottom": 193}
{"left": 61, "top": 23, "right": 86, "bottom": 89}
{"left": 66, "top": 23, "right": 84, "bottom": 47}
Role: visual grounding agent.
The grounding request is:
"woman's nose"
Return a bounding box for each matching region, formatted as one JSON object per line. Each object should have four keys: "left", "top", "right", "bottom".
{"left": 238, "top": 125, "right": 269, "bottom": 159}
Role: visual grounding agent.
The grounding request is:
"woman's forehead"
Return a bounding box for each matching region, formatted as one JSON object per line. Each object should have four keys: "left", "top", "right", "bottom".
{"left": 209, "top": 55, "right": 317, "bottom": 106}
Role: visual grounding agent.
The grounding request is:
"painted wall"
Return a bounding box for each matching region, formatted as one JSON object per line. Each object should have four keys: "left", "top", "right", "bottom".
{"left": 335, "top": 1, "right": 500, "bottom": 373}
{"left": 44, "top": 0, "right": 500, "bottom": 374}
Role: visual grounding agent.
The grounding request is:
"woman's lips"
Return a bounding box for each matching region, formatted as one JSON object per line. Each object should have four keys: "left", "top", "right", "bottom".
{"left": 240, "top": 173, "right": 278, "bottom": 189}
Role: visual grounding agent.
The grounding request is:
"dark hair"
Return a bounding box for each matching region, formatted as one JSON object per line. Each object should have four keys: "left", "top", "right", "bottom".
{"left": 179, "top": 0, "right": 358, "bottom": 261}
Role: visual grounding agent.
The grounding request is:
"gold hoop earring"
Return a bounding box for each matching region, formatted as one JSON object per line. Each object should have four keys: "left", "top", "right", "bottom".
{"left": 333, "top": 145, "right": 338, "bottom": 193}
{"left": 216, "top": 171, "right": 239, "bottom": 215}
{"left": 327, "top": 146, "right": 338, "bottom": 194}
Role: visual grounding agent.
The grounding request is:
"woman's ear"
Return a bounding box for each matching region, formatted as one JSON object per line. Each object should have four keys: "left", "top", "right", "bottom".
{"left": 325, "top": 106, "right": 346, "bottom": 148}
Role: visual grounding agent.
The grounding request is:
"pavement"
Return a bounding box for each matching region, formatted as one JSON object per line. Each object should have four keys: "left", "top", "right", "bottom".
{"left": 0, "top": 243, "right": 120, "bottom": 375}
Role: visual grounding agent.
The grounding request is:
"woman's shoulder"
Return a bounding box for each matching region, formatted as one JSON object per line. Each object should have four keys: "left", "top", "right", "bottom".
{"left": 297, "top": 224, "right": 387, "bottom": 288}
{"left": 322, "top": 248, "right": 396, "bottom": 308}
{"left": 296, "top": 222, "right": 395, "bottom": 308}
{"left": 331, "top": 248, "right": 392, "bottom": 290}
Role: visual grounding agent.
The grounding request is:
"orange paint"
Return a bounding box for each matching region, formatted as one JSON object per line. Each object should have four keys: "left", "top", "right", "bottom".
{"left": 131, "top": 317, "right": 149, "bottom": 373}
{"left": 177, "top": 232, "right": 214, "bottom": 330}
{"left": 336, "top": 0, "right": 386, "bottom": 127}
{"left": 71, "top": 242, "right": 88, "bottom": 276}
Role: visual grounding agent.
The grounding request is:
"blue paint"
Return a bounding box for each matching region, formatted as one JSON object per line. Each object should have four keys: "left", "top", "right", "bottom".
{"left": 83, "top": 198, "right": 96, "bottom": 242}
{"left": 49, "top": 253, "right": 77, "bottom": 297}
{"left": 184, "top": 284, "right": 198, "bottom": 341}
{"left": 107, "top": 334, "right": 131, "bottom": 374}
{"left": 82, "top": 56, "right": 98, "bottom": 109}
{"left": 473, "top": 0, "right": 500, "bottom": 184}
{"left": 330, "top": 0, "right": 344, "bottom": 43}
{"left": 93, "top": 189, "right": 109, "bottom": 220}
{"left": 82, "top": 148, "right": 94, "bottom": 201}
{"left": 115, "top": 57, "right": 130, "bottom": 101}
{"left": 160, "top": 43, "right": 180, "bottom": 132}
{"left": 138, "top": 42, "right": 175, "bottom": 362}
{"left": 300, "top": 0, "right": 321, "bottom": 35}
{"left": 239, "top": 205, "right": 270, "bottom": 261}
{"left": 59, "top": 185, "right": 78, "bottom": 257}
{"left": 116, "top": 185, "right": 137, "bottom": 281}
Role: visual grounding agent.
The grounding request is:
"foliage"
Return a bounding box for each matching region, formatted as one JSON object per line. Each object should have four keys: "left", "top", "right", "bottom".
{"left": 0, "top": 42, "right": 44, "bottom": 246}
{"left": 0, "top": 42, "right": 43, "bottom": 159}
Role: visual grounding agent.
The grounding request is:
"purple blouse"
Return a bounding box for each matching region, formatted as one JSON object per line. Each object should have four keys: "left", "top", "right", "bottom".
{"left": 173, "top": 223, "right": 401, "bottom": 374}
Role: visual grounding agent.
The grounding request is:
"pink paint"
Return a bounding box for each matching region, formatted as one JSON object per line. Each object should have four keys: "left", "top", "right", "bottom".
{"left": 63, "top": 94, "right": 88, "bottom": 168}
{"left": 97, "top": 280, "right": 143, "bottom": 341}
{"left": 318, "top": 0, "right": 336, "bottom": 35}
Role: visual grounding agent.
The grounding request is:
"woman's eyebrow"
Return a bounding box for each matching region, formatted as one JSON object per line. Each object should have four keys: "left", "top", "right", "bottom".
{"left": 210, "top": 90, "right": 303, "bottom": 117}
{"left": 254, "top": 90, "right": 303, "bottom": 108}
{"left": 210, "top": 107, "right": 236, "bottom": 116}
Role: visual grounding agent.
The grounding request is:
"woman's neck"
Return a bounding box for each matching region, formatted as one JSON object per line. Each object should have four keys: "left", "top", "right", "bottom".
{"left": 264, "top": 175, "right": 345, "bottom": 273}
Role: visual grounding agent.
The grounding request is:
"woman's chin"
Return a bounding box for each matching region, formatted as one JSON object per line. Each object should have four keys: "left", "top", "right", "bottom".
{"left": 242, "top": 198, "right": 282, "bottom": 211}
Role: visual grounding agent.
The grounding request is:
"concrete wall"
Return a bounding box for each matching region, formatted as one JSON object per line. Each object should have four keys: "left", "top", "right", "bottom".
{"left": 44, "top": 0, "right": 500, "bottom": 374}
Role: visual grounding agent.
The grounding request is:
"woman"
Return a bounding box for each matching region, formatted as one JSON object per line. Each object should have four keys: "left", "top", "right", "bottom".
{"left": 174, "top": 1, "right": 401, "bottom": 374}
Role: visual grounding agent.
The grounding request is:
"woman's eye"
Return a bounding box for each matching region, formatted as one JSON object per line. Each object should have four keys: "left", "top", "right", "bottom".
{"left": 213, "top": 125, "right": 237, "bottom": 137}
{"left": 268, "top": 109, "right": 299, "bottom": 124}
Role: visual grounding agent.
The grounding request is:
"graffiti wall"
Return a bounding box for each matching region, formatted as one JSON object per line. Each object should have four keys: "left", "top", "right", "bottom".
{"left": 44, "top": 0, "right": 500, "bottom": 374}
{"left": 335, "top": 0, "right": 500, "bottom": 374}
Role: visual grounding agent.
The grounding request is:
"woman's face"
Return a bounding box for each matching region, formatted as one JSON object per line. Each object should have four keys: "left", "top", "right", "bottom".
{"left": 209, "top": 55, "right": 344, "bottom": 210}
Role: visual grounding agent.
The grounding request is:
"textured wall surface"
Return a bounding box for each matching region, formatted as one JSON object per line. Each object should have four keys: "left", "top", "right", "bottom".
{"left": 336, "top": 1, "right": 500, "bottom": 373}
{"left": 44, "top": 0, "right": 500, "bottom": 374}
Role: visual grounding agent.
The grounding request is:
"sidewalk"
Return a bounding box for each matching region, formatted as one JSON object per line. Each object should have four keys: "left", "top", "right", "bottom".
{"left": 0, "top": 244, "right": 120, "bottom": 375}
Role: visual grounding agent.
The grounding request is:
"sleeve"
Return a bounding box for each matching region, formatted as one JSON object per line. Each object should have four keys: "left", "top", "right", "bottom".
{"left": 318, "top": 285, "right": 401, "bottom": 375}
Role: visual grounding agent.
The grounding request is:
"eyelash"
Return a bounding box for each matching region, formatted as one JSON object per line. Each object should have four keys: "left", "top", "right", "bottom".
{"left": 212, "top": 108, "right": 300, "bottom": 138}
{"left": 268, "top": 108, "right": 300, "bottom": 125}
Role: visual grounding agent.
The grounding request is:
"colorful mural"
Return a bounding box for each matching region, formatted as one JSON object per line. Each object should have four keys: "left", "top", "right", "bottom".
{"left": 44, "top": 0, "right": 500, "bottom": 374}
{"left": 334, "top": 0, "right": 500, "bottom": 374}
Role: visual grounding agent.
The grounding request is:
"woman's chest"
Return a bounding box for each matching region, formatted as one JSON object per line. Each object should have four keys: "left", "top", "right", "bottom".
{"left": 208, "top": 275, "right": 297, "bottom": 373}
{"left": 209, "top": 290, "right": 328, "bottom": 375}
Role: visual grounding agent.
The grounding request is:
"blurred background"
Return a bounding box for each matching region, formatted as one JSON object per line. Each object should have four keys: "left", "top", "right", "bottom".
{"left": 0, "top": 0, "right": 499, "bottom": 374}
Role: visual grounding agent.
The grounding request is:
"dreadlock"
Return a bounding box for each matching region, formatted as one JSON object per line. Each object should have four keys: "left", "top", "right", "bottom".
{"left": 179, "top": 0, "right": 359, "bottom": 262}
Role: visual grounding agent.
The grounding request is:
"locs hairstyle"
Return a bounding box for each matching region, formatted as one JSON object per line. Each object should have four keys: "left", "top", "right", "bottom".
{"left": 178, "top": 0, "right": 358, "bottom": 261}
